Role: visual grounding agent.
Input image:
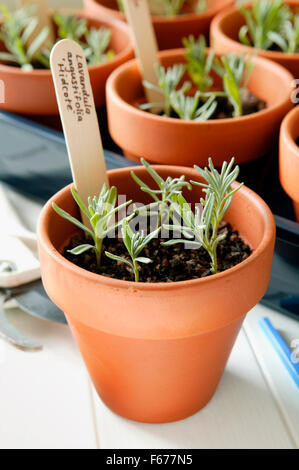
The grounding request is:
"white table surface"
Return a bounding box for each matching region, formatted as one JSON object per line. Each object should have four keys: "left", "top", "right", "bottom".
{"left": 0, "top": 185, "right": 298, "bottom": 450}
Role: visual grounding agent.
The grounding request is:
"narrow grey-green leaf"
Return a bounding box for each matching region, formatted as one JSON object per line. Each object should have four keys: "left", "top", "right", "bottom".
{"left": 105, "top": 251, "right": 133, "bottom": 268}
{"left": 135, "top": 257, "right": 152, "bottom": 264}
{"left": 67, "top": 244, "right": 95, "bottom": 255}
{"left": 52, "top": 202, "right": 94, "bottom": 239}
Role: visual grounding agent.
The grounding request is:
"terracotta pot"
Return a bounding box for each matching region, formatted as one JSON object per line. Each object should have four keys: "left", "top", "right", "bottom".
{"left": 106, "top": 49, "right": 293, "bottom": 167}
{"left": 0, "top": 11, "right": 134, "bottom": 115}
{"left": 37, "top": 165, "right": 275, "bottom": 423}
{"left": 84, "top": 0, "right": 234, "bottom": 50}
{"left": 210, "top": 0, "right": 299, "bottom": 78}
{"left": 279, "top": 106, "right": 299, "bottom": 222}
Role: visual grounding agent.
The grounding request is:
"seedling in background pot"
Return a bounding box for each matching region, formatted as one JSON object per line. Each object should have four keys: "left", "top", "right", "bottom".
{"left": 213, "top": 53, "right": 254, "bottom": 118}
{"left": 170, "top": 90, "right": 217, "bottom": 121}
{"left": 52, "top": 185, "right": 132, "bottom": 267}
{"left": 183, "top": 35, "right": 214, "bottom": 93}
{"left": 53, "top": 14, "right": 115, "bottom": 66}
{"left": 106, "top": 219, "right": 161, "bottom": 282}
{"left": 183, "top": 34, "right": 254, "bottom": 116}
{"left": 163, "top": 158, "right": 243, "bottom": 274}
{"left": 268, "top": 16, "right": 299, "bottom": 54}
{"left": 0, "top": 5, "right": 50, "bottom": 69}
{"left": 142, "top": 37, "right": 255, "bottom": 121}
{"left": 142, "top": 63, "right": 218, "bottom": 120}
{"left": 117, "top": 0, "right": 207, "bottom": 16}
{"left": 238, "top": 0, "right": 297, "bottom": 51}
{"left": 141, "top": 63, "right": 187, "bottom": 117}
{"left": 0, "top": 5, "right": 115, "bottom": 69}
{"left": 18, "top": 0, "right": 55, "bottom": 50}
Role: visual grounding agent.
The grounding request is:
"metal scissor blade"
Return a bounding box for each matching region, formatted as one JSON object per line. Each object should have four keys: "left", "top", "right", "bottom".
{"left": 12, "top": 281, "right": 66, "bottom": 324}
{"left": 0, "top": 297, "right": 43, "bottom": 351}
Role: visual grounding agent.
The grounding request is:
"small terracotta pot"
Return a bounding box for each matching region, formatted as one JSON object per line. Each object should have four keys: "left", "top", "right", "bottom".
{"left": 0, "top": 11, "right": 134, "bottom": 115}
{"left": 210, "top": 0, "right": 299, "bottom": 78}
{"left": 106, "top": 49, "right": 293, "bottom": 167}
{"left": 279, "top": 106, "right": 299, "bottom": 222}
{"left": 84, "top": 0, "right": 234, "bottom": 50}
{"left": 38, "top": 165, "right": 275, "bottom": 423}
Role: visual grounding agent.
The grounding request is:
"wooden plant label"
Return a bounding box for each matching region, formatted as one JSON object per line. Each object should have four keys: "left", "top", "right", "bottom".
{"left": 50, "top": 39, "right": 108, "bottom": 225}
{"left": 19, "top": 0, "right": 55, "bottom": 49}
{"left": 122, "top": 0, "right": 164, "bottom": 112}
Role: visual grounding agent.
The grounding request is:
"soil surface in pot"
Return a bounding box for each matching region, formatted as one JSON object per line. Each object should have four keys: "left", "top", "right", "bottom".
{"left": 142, "top": 89, "right": 266, "bottom": 120}
{"left": 63, "top": 221, "right": 252, "bottom": 282}
{"left": 213, "top": 89, "right": 266, "bottom": 119}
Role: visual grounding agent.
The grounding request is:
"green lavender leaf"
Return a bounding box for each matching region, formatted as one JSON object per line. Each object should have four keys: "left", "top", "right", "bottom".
{"left": 67, "top": 244, "right": 95, "bottom": 255}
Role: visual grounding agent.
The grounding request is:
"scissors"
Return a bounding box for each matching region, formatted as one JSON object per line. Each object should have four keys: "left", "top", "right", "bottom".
{"left": 0, "top": 186, "right": 65, "bottom": 351}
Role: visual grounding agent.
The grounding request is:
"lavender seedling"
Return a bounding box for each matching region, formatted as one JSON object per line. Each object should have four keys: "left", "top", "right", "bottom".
{"left": 84, "top": 27, "right": 115, "bottom": 64}
{"left": 268, "top": 15, "right": 299, "bottom": 53}
{"left": 142, "top": 41, "right": 255, "bottom": 120}
{"left": 160, "top": 0, "right": 187, "bottom": 16}
{"left": 52, "top": 184, "right": 132, "bottom": 267}
{"left": 0, "top": 5, "right": 51, "bottom": 70}
{"left": 141, "top": 63, "right": 189, "bottom": 116}
{"left": 142, "top": 63, "right": 218, "bottom": 121}
{"left": 156, "top": 0, "right": 207, "bottom": 16}
{"left": 0, "top": 7, "right": 115, "bottom": 70}
{"left": 163, "top": 158, "right": 243, "bottom": 274}
{"left": 53, "top": 14, "right": 115, "bottom": 65}
{"left": 105, "top": 219, "right": 161, "bottom": 282}
{"left": 183, "top": 35, "right": 215, "bottom": 92}
{"left": 169, "top": 89, "right": 217, "bottom": 121}
{"left": 53, "top": 13, "right": 87, "bottom": 41}
{"left": 196, "top": 0, "right": 207, "bottom": 14}
{"left": 131, "top": 158, "right": 192, "bottom": 228}
{"left": 213, "top": 53, "right": 254, "bottom": 117}
{"left": 117, "top": 0, "right": 206, "bottom": 16}
{"left": 238, "top": 0, "right": 291, "bottom": 50}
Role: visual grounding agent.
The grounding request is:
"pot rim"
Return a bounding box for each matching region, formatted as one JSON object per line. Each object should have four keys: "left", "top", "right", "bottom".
{"left": 211, "top": 1, "right": 299, "bottom": 63}
{"left": 85, "top": 0, "right": 234, "bottom": 24}
{"left": 38, "top": 165, "right": 275, "bottom": 292}
{"left": 0, "top": 9, "right": 133, "bottom": 77}
{"left": 106, "top": 48, "right": 293, "bottom": 126}
{"left": 280, "top": 105, "right": 299, "bottom": 159}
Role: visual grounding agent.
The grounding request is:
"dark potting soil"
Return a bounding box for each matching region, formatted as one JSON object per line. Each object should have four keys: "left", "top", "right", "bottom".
{"left": 63, "top": 221, "right": 252, "bottom": 283}
{"left": 213, "top": 89, "right": 266, "bottom": 119}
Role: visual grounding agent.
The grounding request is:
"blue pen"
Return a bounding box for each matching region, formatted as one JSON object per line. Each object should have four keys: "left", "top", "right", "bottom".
{"left": 259, "top": 317, "right": 299, "bottom": 390}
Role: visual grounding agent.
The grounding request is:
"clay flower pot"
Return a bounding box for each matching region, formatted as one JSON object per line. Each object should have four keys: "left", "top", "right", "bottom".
{"left": 0, "top": 11, "right": 134, "bottom": 115}
{"left": 210, "top": 0, "right": 299, "bottom": 78}
{"left": 84, "top": 0, "right": 234, "bottom": 50}
{"left": 37, "top": 165, "right": 275, "bottom": 423}
{"left": 106, "top": 49, "right": 293, "bottom": 167}
{"left": 280, "top": 106, "right": 299, "bottom": 222}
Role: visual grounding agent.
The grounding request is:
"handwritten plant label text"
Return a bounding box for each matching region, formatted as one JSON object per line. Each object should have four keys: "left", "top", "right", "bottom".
{"left": 57, "top": 52, "right": 92, "bottom": 122}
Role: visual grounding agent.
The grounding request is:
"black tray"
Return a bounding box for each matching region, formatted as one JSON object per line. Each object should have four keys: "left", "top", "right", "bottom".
{"left": 0, "top": 110, "right": 298, "bottom": 321}
{"left": 0, "top": 110, "right": 136, "bottom": 202}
